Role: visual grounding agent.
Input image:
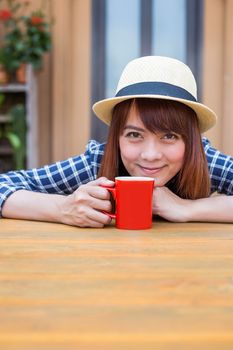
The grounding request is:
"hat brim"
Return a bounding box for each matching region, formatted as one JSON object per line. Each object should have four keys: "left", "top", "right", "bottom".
{"left": 92, "top": 95, "right": 217, "bottom": 133}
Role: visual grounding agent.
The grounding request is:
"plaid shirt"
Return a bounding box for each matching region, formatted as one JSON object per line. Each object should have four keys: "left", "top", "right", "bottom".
{"left": 0, "top": 137, "right": 233, "bottom": 215}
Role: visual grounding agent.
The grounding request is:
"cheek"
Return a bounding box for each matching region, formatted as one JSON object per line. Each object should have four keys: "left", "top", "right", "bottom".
{"left": 119, "top": 138, "right": 139, "bottom": 163}
{"left": 169, "top": 143, "right": 185, "bottom": 166}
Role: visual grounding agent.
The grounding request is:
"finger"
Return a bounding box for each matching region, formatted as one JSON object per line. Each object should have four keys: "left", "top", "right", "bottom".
{"left": 87, "top": 186, "right": 112, "bottom": 200}
{"left": 89, "top": 197, "right": 112, "bottom": 212}
{"left": 87, "top": 209, "right": 112, "bottom": 225}
{"left": 73, "top": 207, "right": 111, "bottom": 227}
{"left": 74, "top": 217, "right": 105, "bottom": 228}
{"left": 89, "top": 177, "right": 115, "bottom": 187}
{"left": 80, "top": 218, "right": 105, "bottom": 228}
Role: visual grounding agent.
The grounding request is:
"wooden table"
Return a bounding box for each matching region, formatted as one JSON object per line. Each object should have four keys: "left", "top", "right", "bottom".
{"left": 0, "top": 219, "right": 233, "bottom": 350}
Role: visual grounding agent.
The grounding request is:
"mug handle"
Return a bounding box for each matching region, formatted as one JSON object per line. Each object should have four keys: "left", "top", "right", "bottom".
{"left": 100, "top": 185, "right": 116, "bottom": 219}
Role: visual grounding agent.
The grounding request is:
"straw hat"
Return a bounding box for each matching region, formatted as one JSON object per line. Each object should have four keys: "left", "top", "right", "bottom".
{"left": 92, "top": 56, "right": 217, "bottom": 133}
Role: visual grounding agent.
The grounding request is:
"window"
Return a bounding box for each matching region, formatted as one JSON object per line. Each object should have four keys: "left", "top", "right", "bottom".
{"left": 152, "top": 0, "right": 186, "bottom": 62}
{"left": 106, "top": 0, "right": 140, "bottom": 98}
{"left": 91, "top": 0, "right": 203, "bottom": 141}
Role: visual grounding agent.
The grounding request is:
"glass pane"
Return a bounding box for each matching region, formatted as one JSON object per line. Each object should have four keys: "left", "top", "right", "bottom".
{"left": 105, "top": 0, "right": 140, "bottom": 98}
{"left": 152, "top": 0, "right": 186, "bottom": 62}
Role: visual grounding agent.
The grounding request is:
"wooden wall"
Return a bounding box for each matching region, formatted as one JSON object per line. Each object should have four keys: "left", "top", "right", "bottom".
{"left": 50, "top": 0, "right": 91, "bottom": 162}
{"left": 203, "top": 0, "right": 233, "bottom": 155}
{"left": 222, "top": 0, "right": 233, "bottom": 154}
{"left": 36, "top": 0, "right": 233, "bottom": 165}
{"left": 37, "top": 0, "right": 91, "bottom": 165}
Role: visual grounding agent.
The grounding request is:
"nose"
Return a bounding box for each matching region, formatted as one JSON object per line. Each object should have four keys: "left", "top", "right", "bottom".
{"left": 140, "top": 141, "right": 163, "bottom": 161}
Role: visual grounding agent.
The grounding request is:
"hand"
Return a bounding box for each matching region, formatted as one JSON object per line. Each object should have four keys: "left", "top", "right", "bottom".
{"left": 59, "top": 177, "right": 115, "bottom": 227}
{"left": 152, "top": 186, "right": 191, "bottom": 222}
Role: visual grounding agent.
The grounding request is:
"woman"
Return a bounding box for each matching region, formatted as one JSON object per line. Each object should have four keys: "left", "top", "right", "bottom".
{"left": 1, "top": 56, "right": 233, "bottom": 227}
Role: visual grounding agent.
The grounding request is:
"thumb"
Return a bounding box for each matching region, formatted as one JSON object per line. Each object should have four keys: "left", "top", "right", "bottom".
{"left": 92, "top": 177, "right": 115, "bottom": 187}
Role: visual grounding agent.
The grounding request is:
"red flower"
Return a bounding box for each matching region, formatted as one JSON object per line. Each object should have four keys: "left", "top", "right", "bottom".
{"left": 0, "top": 9, "right": 12, "bottom": 21}
{"left": 30, "top": 16, "right": 43, "bottom": 25}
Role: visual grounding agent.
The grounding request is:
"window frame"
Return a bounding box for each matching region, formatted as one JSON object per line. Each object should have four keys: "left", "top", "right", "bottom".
{"left": 91, "top": 0, "right": 203, "bottom": 141}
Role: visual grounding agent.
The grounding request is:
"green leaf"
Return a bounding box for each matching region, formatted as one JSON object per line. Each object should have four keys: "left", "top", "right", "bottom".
{"left": 0, "top": 94, "right": 5, "bottom": 106}
{"left": 5, "top": 132, "right": 21, "bottom": 150}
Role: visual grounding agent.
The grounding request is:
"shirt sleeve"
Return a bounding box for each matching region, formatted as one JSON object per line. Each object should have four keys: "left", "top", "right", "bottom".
{"left": 202, "top": 137, "right": 233, "bottom": 194}
{"left": 0, "top": 140, "right": 105, "bottom": 215}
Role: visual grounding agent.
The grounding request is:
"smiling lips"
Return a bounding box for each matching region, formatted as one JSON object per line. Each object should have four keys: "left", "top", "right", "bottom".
{"left": 138, "top": 164, "right": 166, "bottom": 176}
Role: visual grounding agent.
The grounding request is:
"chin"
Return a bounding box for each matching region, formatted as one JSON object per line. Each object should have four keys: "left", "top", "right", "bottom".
{"left": 153, "top": 178, "right": 167, "bottom": 186}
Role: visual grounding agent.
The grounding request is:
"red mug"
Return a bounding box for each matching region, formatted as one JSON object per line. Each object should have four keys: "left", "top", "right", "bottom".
{"left": 103, "top": 176, "right": 154, "bottom": 230}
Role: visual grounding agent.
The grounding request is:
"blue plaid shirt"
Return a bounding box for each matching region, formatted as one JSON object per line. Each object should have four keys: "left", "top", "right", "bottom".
{"left": 0, "top": 137, "right": 233, "bottom": 216}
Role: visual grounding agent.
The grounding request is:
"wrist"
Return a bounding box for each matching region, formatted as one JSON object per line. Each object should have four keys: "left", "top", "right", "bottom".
{"left": 55, "top": 194, "right": 68, "bottom": 224}
{"left": 184, "top": 199, "right": 197, "bottom": 221}
{"left": 178, "top": 198, "right": 196, "bottom": 222}
{"left": 185, "top": 198, "right": 209, "bottom": 222}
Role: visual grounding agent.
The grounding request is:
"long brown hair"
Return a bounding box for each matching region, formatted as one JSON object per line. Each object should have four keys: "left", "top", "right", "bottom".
{"left": 98, "top": 98, "right": 210, "bottom": 199}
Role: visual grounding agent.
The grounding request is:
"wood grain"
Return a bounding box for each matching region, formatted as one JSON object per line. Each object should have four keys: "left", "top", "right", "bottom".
{"left": 0, "top": 219, "right": 233, "bottom": 349}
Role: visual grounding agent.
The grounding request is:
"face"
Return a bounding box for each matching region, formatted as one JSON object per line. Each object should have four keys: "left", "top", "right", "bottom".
{"left": 119, "top": 105, "right": 185, "bottom": 186}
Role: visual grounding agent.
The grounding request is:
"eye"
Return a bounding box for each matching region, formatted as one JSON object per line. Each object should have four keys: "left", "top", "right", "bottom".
{"left": 125, "top": 131, "right": 143, "bottom": 139}
{"left": 162, "top": 132, "right": 179, "bottom": 140}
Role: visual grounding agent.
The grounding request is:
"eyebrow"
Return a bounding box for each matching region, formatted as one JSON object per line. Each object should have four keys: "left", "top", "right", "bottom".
{"left": 123, "top": 125, "right": 145, "bottom": 132}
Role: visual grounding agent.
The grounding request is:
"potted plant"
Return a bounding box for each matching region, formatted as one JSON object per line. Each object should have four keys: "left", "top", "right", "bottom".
{"left": 0, "top": 0, "right": 52, "bottom": 83}
{"left": 0, "top": 102, "right": 27, "bottom": 170}
{"left": 8, "top": 103, "right": 27, "bottom": 169}
{"left": 0, "top": 93, "right": 4, "bottom": 106}
{"left": 0, "top": 48, "right": 10, "bottom": 84}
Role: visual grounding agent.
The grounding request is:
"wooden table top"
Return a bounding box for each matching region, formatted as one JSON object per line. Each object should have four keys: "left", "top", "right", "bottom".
{"left": 1, "top": 218, "right": 233, "bottom": 350}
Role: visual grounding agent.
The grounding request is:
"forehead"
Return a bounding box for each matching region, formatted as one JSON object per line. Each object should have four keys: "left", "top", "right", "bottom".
{"left": 123, "top": 99, "right": 182, "bottom": 134}
{"left": 125, "top": 103, "right": 143, "bottom": 125}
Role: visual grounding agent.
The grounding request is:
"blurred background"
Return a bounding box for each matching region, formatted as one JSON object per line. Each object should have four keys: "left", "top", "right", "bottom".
{"left": 0, "top": 0, "right": 232, "bottom": 172}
